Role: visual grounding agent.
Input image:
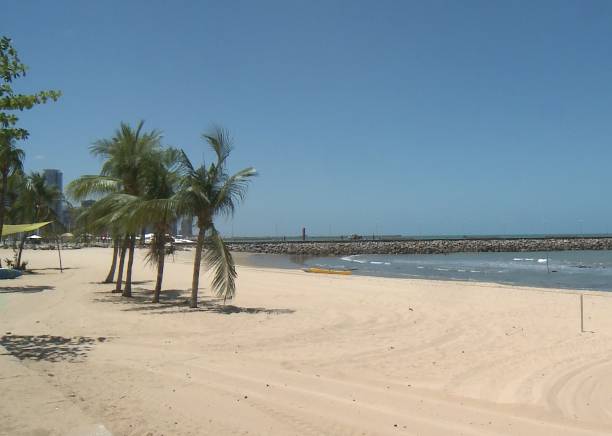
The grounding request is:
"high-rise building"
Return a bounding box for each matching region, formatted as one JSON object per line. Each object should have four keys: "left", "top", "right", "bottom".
{"left": 61, "top": 208, "right": 73, "bottom": 231}
{"left": 43, "top": 169, "right": 64, "bottom": 222}
{"left": 43, "top": 169, "right": 62, "bottom": 191}
{"left": 180, "top": 216, "right": 193, "bottom": 237}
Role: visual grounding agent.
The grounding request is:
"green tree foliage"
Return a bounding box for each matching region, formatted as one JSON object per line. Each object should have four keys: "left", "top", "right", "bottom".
{"left": 8, "top": 171, "right": 62, "bottom": 268}
{"left": 0, "top": 36, "right": 61, "bottom": 141}
{"left": 174, "top": 127, "right": 256, "bottom": 307}
{"left": 0, "top": 36, "right": 61, "bottom": 258}
{"left": 0, "top": 137, "right": 24, "bottom": 245}
{"left": 68, "top": 123, "right": 256, "bottom": 309}
{"left": 78, "top": 146, "right": 182, "bottom": 302}
{"left": 67, "top": 121, "right": 162, "bottom": 295}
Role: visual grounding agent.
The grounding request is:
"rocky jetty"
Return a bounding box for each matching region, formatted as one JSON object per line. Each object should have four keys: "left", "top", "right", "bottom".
{"left": 228, "top": 238, "right": 612, "bottom": 256}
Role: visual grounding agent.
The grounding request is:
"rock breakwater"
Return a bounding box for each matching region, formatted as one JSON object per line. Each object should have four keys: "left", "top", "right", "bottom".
{"left": 228, "top": 238, "right": 612, "bottom": 256}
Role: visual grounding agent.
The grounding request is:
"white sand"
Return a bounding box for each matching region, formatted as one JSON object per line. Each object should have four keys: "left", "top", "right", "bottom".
{"left": 2, "top": 247, "right": 612, "bottom": 435}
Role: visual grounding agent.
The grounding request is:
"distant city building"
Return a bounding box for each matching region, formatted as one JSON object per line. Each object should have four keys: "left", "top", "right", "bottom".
{"left": 61, "top": 208, "right": 73, "bottom": 231}
{"left": 180, "top": 216, "right": 193, "bottom": 237}
{"left": 43, "top": 169, "right": 62, "bottom": 191}
{"left": 43, "top": 169, "right": 64, "bottom": 223}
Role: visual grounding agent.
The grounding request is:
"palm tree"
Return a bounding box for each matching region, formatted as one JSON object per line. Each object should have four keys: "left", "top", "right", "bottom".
{"left": 11, "top": 171, "right": 62, "bottom": 267}
{"left": 104, "top": 147, "right": 181, "bottom": 302}
{"left": 143, "top": 148, "right": 181, "bottom": 302}
{"left": 0, "top": 135, "right": 25, "bottom": 260}
{"left": 103, "top": 234, "right": 121, "bottom": 283}
{"left": 4, "top": 169, "right": 25, "bottom": 225}
{"left": 73, "top": 201, "right": 123, "bottom": 287}
{"left": 4, "top": 169, "right": 26, "bottom": 258}
{"left": 66, "top": 121, "right": 162, "bottom": 296}
{"left": 175, "top": 127, "right": 256, "bottom": 308}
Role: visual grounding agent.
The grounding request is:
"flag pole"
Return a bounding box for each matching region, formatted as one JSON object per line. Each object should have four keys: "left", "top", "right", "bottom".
{"left": 57, "top": 235, "right": 63, "bottom": 273}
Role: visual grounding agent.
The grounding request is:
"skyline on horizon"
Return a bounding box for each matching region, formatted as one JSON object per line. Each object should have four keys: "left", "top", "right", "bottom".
{"left": 5, "top": 1, "right": 612, "bottom": 236}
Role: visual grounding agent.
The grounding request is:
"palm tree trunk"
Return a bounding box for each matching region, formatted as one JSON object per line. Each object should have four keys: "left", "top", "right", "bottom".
{"left": 123, "top": 234, "right": 136, "bottom": 297}
{"left": 190, "top": 227, "right": 205, "bottom": 308}
{"left": 16, "top": 234, "right": 26, "bottom": 269}
{"left": 0, "top": 167, "right": 9, "bottom": 267}
{"left": 153, "top": 233, "right": 165, "bottom": 303}
{"left": 114, "top": 236, "right": 128, "bottom": 293}
{"left": 104, "top": 237, "right": 120, "bottom": 283}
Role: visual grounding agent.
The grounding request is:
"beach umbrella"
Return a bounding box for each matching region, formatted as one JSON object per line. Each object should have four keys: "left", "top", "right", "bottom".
{"left": 61, "top": 232, "right": 74, "bottom": 238}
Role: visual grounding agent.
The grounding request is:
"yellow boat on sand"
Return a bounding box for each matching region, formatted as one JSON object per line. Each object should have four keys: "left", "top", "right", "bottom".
{"left": 303, "top": 267, "right": 352, "bottom": 275}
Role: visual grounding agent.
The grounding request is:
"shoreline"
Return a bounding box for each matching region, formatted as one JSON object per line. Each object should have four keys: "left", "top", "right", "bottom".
{"left": 236, "top": 259, "right": 612, "bottom": 299}
{"left": 231, "top": 250, "right": 612, "bottom": 293}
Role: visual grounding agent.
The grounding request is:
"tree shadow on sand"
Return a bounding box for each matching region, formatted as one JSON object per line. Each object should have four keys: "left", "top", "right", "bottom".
{"left": 0, "top": 285, "right": 55, "bottom": 294}
{"left": 0, "top": 334, "right": 105, "bottom": 362}
{"left": 93, "top": 288, "right": 295, "bottom": 316}
{"left": 89, "top": 279, "right": 153, "bottom": 285}
{"left": 29, "top": 267, "right": 77, "bottom": 273}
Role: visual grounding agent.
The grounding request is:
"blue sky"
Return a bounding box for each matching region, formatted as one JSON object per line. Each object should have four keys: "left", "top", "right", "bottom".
{"left": 4, "top": 1, "right": 612, "bottom": 236}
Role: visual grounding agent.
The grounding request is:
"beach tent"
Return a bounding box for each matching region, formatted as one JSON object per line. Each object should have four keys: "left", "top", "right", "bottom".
{"left": 1, "top": 221, "right": 63, "bottom": 272}
{"left": 1, "top": 221, "right": 52, "bottom": 237}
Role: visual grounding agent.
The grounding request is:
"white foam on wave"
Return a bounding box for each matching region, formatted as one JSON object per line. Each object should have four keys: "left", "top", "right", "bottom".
{"left": 341, "top": 255, "right": 367, "bottom": 264}
{"left": 537, "top": 258, "right": 548, "bottom": 263}
{"left": 370, "top": 261, "right": 384, "bottom": 265}
{"left": 513, "top": 258, "right": 524, "bottom": 261}
{"left": 525, "top": 258, "right": 534, "bottom": 261}
{"left": 417, "top": 266, "right": 424, "bottom": 269}
{"left": 436, "top": 268, "right": 449, "bottom": 271}
{"left": 457, "top": 269, "right": 466, "bottom": 272}
{"left": 384, "top": 262, "right": 391, "bottom": 265}
{"left": 470, "top": 270, "right": 480, "bottom": 273}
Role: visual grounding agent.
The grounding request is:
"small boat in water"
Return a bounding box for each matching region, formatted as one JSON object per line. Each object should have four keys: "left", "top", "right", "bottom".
{"left": 303, "top": 267, "right": 352, "bottom": 275}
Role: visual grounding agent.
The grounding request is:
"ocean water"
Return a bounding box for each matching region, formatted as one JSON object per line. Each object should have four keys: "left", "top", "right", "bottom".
{"left": 244, "top": 250, "right": 612, "bottom": 292}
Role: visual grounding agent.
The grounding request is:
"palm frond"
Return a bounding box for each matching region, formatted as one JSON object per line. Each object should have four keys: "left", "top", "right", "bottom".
{"left": 125, "top": 197, "right": 178, "bottom": 227}
{"left": 173, "top": 183, "right": 211, "bottom": 217}
{"left": 178, "top": 149, "right": 196, "bottom": 174}
{"left": 202, "top": 125, "right": 232, "bottom": 168}
{"left": 89, "top": 138, "right": 114, "bottom": 159}
{"left": 0, "top": 137, "right": 25, "bottom": 175}
{"left": 66, "top": 175, "right": 121, "bottom": 200}
{"left": 202, "top": 227, "right": 237, "bottom": 303}
{"left": 215, "top": 167, "right": 257, "bottom": 217}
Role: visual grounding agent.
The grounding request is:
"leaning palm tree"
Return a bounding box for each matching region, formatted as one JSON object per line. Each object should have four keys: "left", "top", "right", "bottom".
{"left": 175, "top": 127, "right": 256, "bottom": 308}
{"left": 103, "top": 230, "right": 121, "bottom": 283}
{"left": 66, "top": 121, "right": 162, "bottom": 296}
{"left": 0, "top": 135, "right": 25, "bottom": 262}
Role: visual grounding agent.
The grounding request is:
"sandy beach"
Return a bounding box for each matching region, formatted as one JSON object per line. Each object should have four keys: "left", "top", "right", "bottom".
{"left": 2, "top": 247, "right": 612, "bottom": 436}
